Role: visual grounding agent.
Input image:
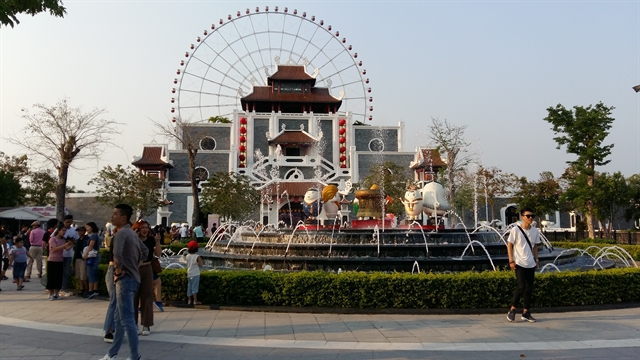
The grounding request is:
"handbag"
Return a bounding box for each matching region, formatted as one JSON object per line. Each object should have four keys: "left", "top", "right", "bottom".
{"left": 151, "top": 257, "right": 163, "bottom": 274}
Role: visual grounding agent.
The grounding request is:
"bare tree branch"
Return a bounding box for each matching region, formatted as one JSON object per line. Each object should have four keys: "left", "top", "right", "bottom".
{"left": 7, "top": 98, "right": 123, "bottom": 219}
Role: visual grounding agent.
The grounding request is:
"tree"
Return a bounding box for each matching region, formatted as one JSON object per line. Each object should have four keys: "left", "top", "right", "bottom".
{"left": 592, "top": 172, "right": 631, "bottom": 233}
{"left": 624, "top": 174, "right": 640, "bottom": 226}
{"left": 207, "top": 116, "right": 232, "bottom": 124}
{"left": 476, "top": 166, "right": 518, "bottom": 221}
{"left": 359, "top": 161, "right": 411, "bottom": 217}
{"left": 88, "top": 165, "right": 163, "bottom": 217}
{"left": 201, "top": 172, "right": 260, "bottom": 222}
{"left": 0, "top": 170, "right": 22, "bottom": 207}
{"left": 513, "top": 171, "right": 562, "bottom": 224}
{"left": 544, "top": 102, "right": 615, "bottom": 238}
{"left": 10, "top": 99, "right": 121, "bottom": 220}
{"left": 153, "top": 117, "right": 202, "bottom": 225}
{"left": 428, "top": 117, "right": 473, "bottom": 224}
{"left": 24, "top": 170, "right": 57, "bottom": 205}
{"left": 1, "top": 0, "right": 66, "bottom": 28}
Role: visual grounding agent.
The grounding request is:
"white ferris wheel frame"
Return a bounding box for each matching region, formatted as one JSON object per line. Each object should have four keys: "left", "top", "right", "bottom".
{"left": 171, "top": 6, "right": 373, "bottom": 123}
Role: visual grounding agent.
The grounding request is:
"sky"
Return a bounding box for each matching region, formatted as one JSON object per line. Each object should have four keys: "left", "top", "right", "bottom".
{"left": 1, "top": 0, "right": 639, "bottom": 191}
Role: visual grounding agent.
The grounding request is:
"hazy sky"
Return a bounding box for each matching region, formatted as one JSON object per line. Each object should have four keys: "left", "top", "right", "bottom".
{"left": 1, "top": 0, "right": 638, "bottom": 191}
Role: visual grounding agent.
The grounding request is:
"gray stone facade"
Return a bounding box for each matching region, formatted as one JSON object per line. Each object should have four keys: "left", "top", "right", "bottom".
{"left": 353, "top": 127, "right": 399, "bottom": 152}
{"left": 168, "top": 152, "right": 231, "bottom": 182}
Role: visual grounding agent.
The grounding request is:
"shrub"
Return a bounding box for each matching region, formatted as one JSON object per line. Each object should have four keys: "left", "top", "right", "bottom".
{"left": 158, "top": 268, "right": 640, "bottom": 309}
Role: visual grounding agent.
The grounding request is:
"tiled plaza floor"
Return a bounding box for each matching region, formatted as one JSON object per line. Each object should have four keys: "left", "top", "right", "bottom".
{"left": 0, "top": 272, "right": 638, "bottom": 359}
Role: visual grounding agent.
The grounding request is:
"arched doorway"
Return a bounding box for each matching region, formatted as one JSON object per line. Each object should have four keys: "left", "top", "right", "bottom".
{"left": 505, "top": 205, "right": 519, "bottom": 226}
{"left": 279, "top": 202, "right": 305, "bottom": 227}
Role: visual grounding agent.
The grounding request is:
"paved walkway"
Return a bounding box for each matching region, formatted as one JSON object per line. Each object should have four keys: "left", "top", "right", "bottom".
{"left": 0, "top": 274, "right": 638, "bottom": 359}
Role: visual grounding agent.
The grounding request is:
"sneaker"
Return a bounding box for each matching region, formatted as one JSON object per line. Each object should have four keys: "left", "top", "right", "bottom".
{"left": 507, "top": 309, "right": 516, "bottom": 322}
{"left": 104, "top": 332, "right": 114, "bottom": 343}
{"left": 142, "top": 326, "right": 151, "bottom": 336}
{"left": 153, "top": 301, "right": 164, "bottom": 312}
{"left": 521, "top": 312, "right": 536, "bottom": 323}
{"left": 54, "top": 294, "right": 61, "bottom": 300}
{"left": 99, "top": 354, "right": 117, "bottom": 360}
{"left": 87, "top": 291, "right": 98, "bottom": 299}
{"left": 48, "top": 295, "right": 55, "bottom": 301}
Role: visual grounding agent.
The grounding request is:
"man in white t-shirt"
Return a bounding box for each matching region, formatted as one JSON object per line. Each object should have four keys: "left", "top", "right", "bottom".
{"left": 179, "top": 225, "right": 189, "bottom": 243}
{"left": 506, "top": 207, "right": 541, "bottom": 323}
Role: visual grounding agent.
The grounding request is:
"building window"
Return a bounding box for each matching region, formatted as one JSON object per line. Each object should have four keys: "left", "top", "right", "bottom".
{"left": 193, "top": 167, "right": 209, "bottom": 182}
{"left": 199, "top": 137, "right": 216, "bottom": 151}
{"left": 280, "top": 82, "right": 303, "bottom": 93}
{"left": 285, "top": 169, "right": 304, "bottom": 180}
{"left": 368, "top": 138, "right": 384, "bottom": 152}
{"left": 285, "top": 147, "right": 301, "bottom": 156}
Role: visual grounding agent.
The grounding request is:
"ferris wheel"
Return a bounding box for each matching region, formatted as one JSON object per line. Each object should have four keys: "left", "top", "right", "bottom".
{"left": 171, "top": 6, "right": 373, "bottom": 123}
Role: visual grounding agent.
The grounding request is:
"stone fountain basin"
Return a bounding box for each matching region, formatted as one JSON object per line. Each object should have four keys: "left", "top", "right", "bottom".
{"left": 200, "top": 247, "right": 578, "bottom": 272}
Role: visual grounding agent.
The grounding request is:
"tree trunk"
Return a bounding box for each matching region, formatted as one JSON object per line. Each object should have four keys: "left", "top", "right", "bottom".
{"left": 56, "top": 163, "right": 69, "bottom": 220}
{"left": 187, "top": 148, "right": 201, "bottom": 226}
{"left": 586, "top": 172, "right": 595, "bottom": 239}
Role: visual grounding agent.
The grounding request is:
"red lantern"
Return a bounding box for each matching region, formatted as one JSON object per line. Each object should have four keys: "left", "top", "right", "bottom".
{"left": 339, "top": 146, "right": 346, "bottom": 153}
{"left": 239, "top": 164, "right": 245, "bottom": 168}
{"left": 339, "top": 119, "right": 346, "bottom": 126}
{"left": 239, "top": 127, "right": 247, "bottom": 134}
{"left": 340, "top": 156, "right": 346, "bottom": 162}
{"left": 340, "top": 164, "right": 346, "bottom": 168}
{"left": 239, "top": 154, "right": 246, "bottom": 161}
{"left": 239, "top": 136, "right": 246, "bottom": 142}
{"left": 339, "top": 128, "right": 346, "bottom": 135}
{"left": 240, "top": 117, "right": 247, "bottom": 124}
{"left": 294, "top": 196, "right": 299, "bottom": 203}
{"left": 339, "top": 137, "right": 346, "bottom": 143}
{"left": 239, "top": 145, "right": 246, "bottom": 152}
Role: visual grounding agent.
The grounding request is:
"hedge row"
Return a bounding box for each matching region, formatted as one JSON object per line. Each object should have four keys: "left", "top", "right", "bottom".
{"left": 550, "top": 241, "right": 640, "bottom": 261}
{"left": 157, "top": 268, "right": 640, "bottom": 309}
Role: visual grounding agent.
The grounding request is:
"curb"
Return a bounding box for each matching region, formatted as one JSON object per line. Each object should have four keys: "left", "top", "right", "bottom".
{"left": 162, "top": 301, "right": 640, "bottom": 315}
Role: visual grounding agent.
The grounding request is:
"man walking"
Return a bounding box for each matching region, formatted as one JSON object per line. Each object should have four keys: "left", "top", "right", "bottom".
{"left": 506, "top": 207, "right": 541, "bottom": 323}
{"left": 25, "top": 221, "right": 45, "bottom": 280}
{"left": 101, "top": 204, "right": 147, "bottom": 360}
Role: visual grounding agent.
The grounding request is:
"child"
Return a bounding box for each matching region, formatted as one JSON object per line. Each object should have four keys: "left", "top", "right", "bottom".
{"left": 186, "top": 240, "right": 202, "bottom": 305}
{"left": 8, "top": 238, "right": 33, "bottom": 290}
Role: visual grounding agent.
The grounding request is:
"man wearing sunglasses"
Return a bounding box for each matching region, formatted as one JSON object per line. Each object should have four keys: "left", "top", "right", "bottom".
{"left": 506, "top": 207, "right": 541, "bottom": 323}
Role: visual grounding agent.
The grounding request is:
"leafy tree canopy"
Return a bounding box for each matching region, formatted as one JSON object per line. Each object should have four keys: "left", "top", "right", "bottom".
{"left": 1, "top": 0, "right": 66, "bottom": 28}
{"left": 0, "top": 170, "right": 23, "bottom": 207}
{"left": 201, "top": 172, "right": 260, "bottom": 222}
{"left": 513, "top": 171, "right": 562, "bottom": 223}
{"left": 88, "top": 165, "right": 163, "bottom": 217}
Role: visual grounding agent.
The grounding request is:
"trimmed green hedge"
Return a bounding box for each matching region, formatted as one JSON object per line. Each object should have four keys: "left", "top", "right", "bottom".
{"left": 158, "top": 268, "right": 640, "bottom": 309}
{"left": 550, "top": 241, "right": 640, "bottom": 261}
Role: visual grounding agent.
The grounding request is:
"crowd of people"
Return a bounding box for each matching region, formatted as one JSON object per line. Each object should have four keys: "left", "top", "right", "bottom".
{"left": 0, "top": 206, "right": 185, "bottom": 360}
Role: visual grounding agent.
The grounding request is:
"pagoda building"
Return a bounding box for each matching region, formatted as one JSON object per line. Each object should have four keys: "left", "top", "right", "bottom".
{"left": 241, "top": 65, "right": 342, "bottom": 114}
{"left": 133, "top": 64, "right": 415, "bottom": 226}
